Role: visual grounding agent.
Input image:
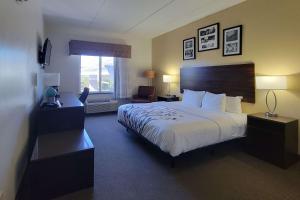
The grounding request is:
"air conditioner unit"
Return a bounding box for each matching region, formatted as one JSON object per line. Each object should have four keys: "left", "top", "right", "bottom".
{"left": 85, "top": 99, "right": 119, "bottom": 114}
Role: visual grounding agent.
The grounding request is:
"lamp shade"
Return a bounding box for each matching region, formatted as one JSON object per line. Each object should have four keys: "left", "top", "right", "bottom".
{"left": 143, "top": 70, "right": 155, "bottom": 79}
{"left": 163, "top": 75, "right": 172, "bottom": 83}
{"left": 256, "top": 76, "right": 287, "bottom": 90}
{"left": 44, "top": 73, "right": 60, "bottom": 87}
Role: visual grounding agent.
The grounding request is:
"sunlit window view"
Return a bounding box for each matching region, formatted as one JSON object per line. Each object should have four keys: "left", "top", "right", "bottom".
{"left": 80, "top": 56, "right": 115, "bottom": 93}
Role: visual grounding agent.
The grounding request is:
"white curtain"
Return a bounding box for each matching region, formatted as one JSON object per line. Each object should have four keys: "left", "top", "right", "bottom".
{"left": 114, "top": 58, "right": 129, "bottom": 99}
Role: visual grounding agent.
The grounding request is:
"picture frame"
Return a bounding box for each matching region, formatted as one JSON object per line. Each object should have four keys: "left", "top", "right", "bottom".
{"left": 183, "top": 37, "right": 196, "bottom": 60}
{"left": 223, "top": 25, "right": 243, "bottom": 56}
{"left": 197, "top": 23, "right": 219, "bottom": 52}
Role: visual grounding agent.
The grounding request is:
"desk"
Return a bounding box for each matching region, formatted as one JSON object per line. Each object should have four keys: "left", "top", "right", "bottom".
{"left": 29, "top": 129, "right": 94, "bottom": 199}
{"left": 37, "top": 93, "right": 85, "bottom": 134}
{"left": 21, "top": 93, "right": 95, "bottom": 200}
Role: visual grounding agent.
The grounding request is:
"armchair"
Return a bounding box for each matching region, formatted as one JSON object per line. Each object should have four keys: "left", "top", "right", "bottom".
{"left": 79, "top": 87, "right": 90, "bottom": 104}
{"left": 131, "top": 86, "right": 156, "bottom": 103}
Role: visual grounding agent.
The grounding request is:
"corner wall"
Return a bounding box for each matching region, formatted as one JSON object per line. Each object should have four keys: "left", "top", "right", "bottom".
{"left": 44, "top": 21, "right": 152, "bottom": 97}
{"left": 0, "top": 0, "right": 44, "bottom": 199}
{"left": 152, "top": 0, "right": 300, "bottom": 152}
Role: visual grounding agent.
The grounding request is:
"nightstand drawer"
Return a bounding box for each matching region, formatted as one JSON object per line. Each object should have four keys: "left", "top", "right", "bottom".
{"left": 248, "top": 117, "right": 285, "bottom": 132}
{"left": 247, "top": 126, "right": 284, "bottom": 150}
{"left": 246, "top": 126, "right": 284, "bottom": 166}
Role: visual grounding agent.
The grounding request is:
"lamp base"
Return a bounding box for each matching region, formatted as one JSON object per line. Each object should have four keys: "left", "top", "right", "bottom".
{"left": 265, "top": 112, "right": 278, "bottom": 118}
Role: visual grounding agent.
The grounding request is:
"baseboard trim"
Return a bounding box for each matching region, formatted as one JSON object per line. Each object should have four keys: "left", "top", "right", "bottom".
{"left": 15, "top": 158, "right": 31, "bottom": 200}
{"left": 15, "top": 99, "right": 41, "bottom": 200}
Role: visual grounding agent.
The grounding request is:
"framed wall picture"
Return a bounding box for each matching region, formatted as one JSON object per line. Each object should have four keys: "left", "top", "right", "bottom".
{"left": 183, "top": 37, "right": 196, "bottom": 60}
{"left": 223, "top": 25, "right": 243, "bottom": 56}
{"left": 197, "top": 23, "right": 219, "bottom": 52}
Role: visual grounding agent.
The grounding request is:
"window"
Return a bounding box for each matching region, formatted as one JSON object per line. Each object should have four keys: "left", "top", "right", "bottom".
{"left": 80, "top": 56, "right": 115, "bottom": 93}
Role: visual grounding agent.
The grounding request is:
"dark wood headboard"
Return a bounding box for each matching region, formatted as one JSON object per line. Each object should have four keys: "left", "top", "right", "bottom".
{"left": 180, "top": 63, "right": 255, "bottom": 103}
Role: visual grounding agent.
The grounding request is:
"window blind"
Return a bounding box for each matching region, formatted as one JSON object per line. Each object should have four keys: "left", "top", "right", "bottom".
{"left": 69, "top": 40, "right": 131, "bottom": 58}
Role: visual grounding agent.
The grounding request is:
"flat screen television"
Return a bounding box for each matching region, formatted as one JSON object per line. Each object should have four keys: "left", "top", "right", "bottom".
{"left": 39, "top": 38, "right": 52, "bottom": 66}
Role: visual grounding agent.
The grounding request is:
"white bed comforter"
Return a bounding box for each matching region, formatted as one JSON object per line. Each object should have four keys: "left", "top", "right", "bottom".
{"left": 118, "top": 101, "right": 246, "bottom": 157}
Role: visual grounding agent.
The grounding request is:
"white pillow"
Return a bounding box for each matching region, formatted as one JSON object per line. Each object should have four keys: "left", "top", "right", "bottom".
{"left": 226, "top": 96, "right": 243, "bottom": 113}
{"left": 182, "top": 89, "right": 206, "bottom": 107}
{"left": 202, "top": 92, "right": 226, "bottom": 112}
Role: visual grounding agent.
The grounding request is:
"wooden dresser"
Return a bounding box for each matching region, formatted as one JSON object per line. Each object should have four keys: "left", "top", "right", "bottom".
{"left": 246, "top": 113, "right": 298, "bottom": 169}
{"left": 21, "top": 93, "right": 94, "bottom": 200}
{"left": 37, "top": 93, "right": 85, "bottom": 134}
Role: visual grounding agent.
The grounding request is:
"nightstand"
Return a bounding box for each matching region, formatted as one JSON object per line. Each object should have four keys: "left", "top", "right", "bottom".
{"left": 246, "top": 113, "right": 298, "bottom": 169}
{"left": 157, "top": 95, "right": 179, "bottom": 102}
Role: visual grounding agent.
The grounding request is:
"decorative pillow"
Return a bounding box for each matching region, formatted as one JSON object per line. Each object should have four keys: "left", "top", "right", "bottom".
{"left": 182, "top": 89, "right": 206, "bottom": 107}
{"left": 202, "top": 92, "right": 226, "bottom": 112}
{"left": 226, "top": 96, "right": 243, "bottom": 113}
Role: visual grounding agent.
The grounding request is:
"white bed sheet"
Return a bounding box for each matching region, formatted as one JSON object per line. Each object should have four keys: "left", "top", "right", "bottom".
{"left": 118, "top": 101, "right": 246, "bottom": 157}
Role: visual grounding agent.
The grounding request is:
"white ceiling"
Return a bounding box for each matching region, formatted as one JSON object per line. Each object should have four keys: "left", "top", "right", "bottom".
{"left": 42, "top": 0, "right": 246, "bottom": 38}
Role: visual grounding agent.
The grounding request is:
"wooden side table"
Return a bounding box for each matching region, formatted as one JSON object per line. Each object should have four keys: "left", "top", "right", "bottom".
{"left": 246, "top": 113, "right": 298, "bottom": 169}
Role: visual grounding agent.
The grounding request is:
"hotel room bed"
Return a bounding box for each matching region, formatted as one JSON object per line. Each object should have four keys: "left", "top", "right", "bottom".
{"left": 118, "top": 63, "right": 255, "bottom": 164}
{"left": 118, "top": 101, "right": 247, "bottom": 157}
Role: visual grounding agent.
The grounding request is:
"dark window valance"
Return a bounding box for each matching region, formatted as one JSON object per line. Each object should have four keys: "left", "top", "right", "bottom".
{"left": 69, "top": 40, "right": 131, "bottom": 58}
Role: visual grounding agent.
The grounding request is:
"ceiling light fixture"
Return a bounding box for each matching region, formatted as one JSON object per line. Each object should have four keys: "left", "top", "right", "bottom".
{"left": 16, "top": 0, "right": 28, "bottom": 4}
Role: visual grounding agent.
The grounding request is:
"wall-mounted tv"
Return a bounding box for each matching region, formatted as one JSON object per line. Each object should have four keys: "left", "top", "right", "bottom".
{"left": 39, "top": 38, "right": 52, "bottom": 66}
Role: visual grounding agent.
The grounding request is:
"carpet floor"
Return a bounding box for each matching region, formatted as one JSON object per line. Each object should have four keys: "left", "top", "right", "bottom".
{"left": 55, "top": 113, "right": 300, "bottom": 200}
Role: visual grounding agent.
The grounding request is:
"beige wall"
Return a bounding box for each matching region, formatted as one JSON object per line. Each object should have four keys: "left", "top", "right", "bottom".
{"left": 153, "top": 0, "right": 300, "bottom": 152}
{"left": 0, "top": 0, "right": 44, "bottom": 199}
{"left": 45, "top": 20, "right": 152, "bottom": 97}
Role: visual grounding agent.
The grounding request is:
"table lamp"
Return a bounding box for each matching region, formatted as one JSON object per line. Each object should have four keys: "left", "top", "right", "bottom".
{"left": 163, "top": 75, "right": 172, "bottom": 96}
{"left": 44, "top": 73, "right": 60, "bottom": 89}
{"left": 256, "top": 76, "right": 287, "bottom": 117}
{"left": 143, "top": 70, "right": 155, "bottom": 86}
{"left": 43, "top": 73, "right": 61, "bottom": 104}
